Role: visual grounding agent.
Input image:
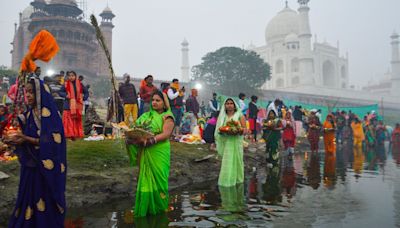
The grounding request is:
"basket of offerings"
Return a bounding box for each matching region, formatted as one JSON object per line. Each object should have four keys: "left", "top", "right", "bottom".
{"left": 219, "top": 120, "right": 244, "bottom": 135}
{"left": 309, "top": 124, "right": 321, "bottom": 130}
{"left": 112, "top": 122, "right": 154, "bottom": 144}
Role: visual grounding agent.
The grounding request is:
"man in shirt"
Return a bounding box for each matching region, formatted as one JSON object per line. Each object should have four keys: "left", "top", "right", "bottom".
{"left": 238, "top": 93, "right": 247, "bottom": 116}
{"left": 119, "top": 73, "right": 138, "bottom": 126}
{"left": 208, "top": 93, "right": 219, "bottom": 116}
{"left": 168, "top": 78, "right": 185, "bottom": 135}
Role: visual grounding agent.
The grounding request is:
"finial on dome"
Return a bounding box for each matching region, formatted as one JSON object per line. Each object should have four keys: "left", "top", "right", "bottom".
{"left": 181, "top": 38, "right": 189, "bottom": 46}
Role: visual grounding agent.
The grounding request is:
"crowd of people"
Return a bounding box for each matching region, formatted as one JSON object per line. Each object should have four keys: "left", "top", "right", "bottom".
{"left": 2, "top": 69, "right": 400, "bottom": 227}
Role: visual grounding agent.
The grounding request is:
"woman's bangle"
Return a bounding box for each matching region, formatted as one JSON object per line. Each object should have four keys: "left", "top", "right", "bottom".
{"left": 145, "top": 137, "right": 157, "bottom": 147}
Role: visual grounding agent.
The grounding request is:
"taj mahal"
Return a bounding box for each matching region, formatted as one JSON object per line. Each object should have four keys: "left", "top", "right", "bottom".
{"left": 249, "top": 0, "right": 348, "bottom": 90}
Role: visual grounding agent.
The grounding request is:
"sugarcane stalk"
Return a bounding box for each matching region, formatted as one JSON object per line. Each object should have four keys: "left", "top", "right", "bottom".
{"left": 90, "top": 14, "right": 119, "bottom": 123}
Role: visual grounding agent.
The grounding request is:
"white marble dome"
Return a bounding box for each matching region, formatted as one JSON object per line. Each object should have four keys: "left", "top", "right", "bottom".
{"left": 265, "top": 6, "right": 299, "bottom": 44}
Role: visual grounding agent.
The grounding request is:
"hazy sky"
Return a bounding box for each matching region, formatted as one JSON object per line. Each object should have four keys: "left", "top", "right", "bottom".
{"left": 0, "top": 0, "right": 399, "bottom": 87}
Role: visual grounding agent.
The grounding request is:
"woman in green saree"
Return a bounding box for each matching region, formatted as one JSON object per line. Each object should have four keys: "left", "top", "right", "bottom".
{"left": 215, "top": 98, "right": 247, "bottom": 187}
{"left": 263, "top": 110, "right": 283, "bottom": 166}
{"left": 126, "top": 90, "right": 175, "bottom": 217}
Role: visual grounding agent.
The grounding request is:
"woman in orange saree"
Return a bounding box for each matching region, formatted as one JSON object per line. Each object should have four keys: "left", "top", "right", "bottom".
{"left": 323, "top": 114, "right": 336, "bottom": 154}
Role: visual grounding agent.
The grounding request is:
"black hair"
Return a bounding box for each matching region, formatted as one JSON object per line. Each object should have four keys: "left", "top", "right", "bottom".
{"left": 160, "top": 82, "right": 170, "bottom": 91}
{"left": 145, "top": 75, "right": 153, "bottom": 80}
{"left": 213, "top": 92, "right": 217, "bottom": 96}
{"left": 251, "top": 95, "right": 258, "bottom": 101}
{"left": 69, "top": 71, "right": 77, "bottom": 76}
{"left": 172, "top": 78, "right": 179, "bottom": 83}
{"left": 239, "top": 93, "right": 246, "bottom": 99}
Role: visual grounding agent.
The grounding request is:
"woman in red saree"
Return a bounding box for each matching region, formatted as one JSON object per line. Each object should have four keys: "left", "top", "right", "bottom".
{"left": 60, "top": 71, "right": 88, "bottom": 139}
{"left": 307, "top": 110, "right": 321, "bottom": 153}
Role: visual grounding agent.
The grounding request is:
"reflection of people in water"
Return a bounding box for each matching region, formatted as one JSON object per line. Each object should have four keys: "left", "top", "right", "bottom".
{"left": 262, "top": 166, "right": 282, "bottom": 204}
{"left": 219, "top": 184, "right": 245, "bottom": 212}
{"left": 335, "top": 147, "right": 346, "bottom": 182}
{"left": 248, "top": 171, "right": 258, "bottom": 200}
{"left": 133, "top": 213, "right": 170, "bottom": 228}
{"left": 353, "top": 145, "right": 365, "bottom": 178}
{"left": 281, "top": 155, "right": 296, "bottom": 201}
{"left": 323, "top": 153, "right": 337, "bottom": 189}
{"left": 307, "top": 152, "right": 321, "bottom": 190}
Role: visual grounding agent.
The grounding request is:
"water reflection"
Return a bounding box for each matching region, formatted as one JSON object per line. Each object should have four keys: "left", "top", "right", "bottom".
{"left": 323, "top": 153, "right": 336, "bottom": 189}
{"left": 219, "top": 184, "right": 245, "bottom": 212}
{"left": 307, "top": 152, "right": 321, "bottom": 190}
{"left": 64, "top": 142, "right": 400, "bottom": 227}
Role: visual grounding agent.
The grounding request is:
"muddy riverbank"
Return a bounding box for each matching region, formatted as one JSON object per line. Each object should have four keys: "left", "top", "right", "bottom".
{"left": 1, "top": 138, "right": 301, "bottom": 224}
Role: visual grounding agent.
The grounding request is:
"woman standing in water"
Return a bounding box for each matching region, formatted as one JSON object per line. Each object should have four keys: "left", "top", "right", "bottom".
{"left": 307, "top": 110, "right": 322, "bottom": 153}
{"left": 126, "top": 90, "right": 174, "bottom": 217}
{"left": 282, "top": 111, "right": 296, "bottom": 156}
{"left": 6, "top": 78, "right": 66, "bottom": 227}
{"left": 263, "top": 110, "right": 283, "bottom": 166}
{"left": 323, "top": 114, "right": 336, "bottom": 154}
{"left": 215, "top": 98, "right": 247, "bottom": 187}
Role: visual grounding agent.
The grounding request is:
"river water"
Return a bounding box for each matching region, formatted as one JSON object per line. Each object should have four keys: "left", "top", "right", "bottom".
{"left": 66, "top": 142, "right": 400, "bottom": 227}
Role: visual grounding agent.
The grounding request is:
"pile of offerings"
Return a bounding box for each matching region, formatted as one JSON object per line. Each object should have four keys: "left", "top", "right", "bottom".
{"left": 218, "top": 120, "right": 244, "bottom": 135}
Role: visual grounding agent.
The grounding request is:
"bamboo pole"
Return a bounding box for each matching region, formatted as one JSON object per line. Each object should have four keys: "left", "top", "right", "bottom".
{"left": 90, "top": 15, "right": 119, "bottom": 123}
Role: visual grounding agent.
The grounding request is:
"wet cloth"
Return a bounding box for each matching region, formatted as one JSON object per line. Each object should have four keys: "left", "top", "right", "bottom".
{"left": 9, "top": 78, "right": 66, "bottom": 227}
{"left": 215, "top": 98, "right": 244, "bottom": 187}
{"left": 126, "top": 104, "right": 174, "bottom": 217}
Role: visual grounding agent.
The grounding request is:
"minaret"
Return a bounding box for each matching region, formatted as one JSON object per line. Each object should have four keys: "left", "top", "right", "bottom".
{"left": 390, "top": 31, "right": 400, "bottom": 97}
{"left": 99, "top": 5, "right": 115, "bottom": 77}
{"left": 297, "top": 0, "right": 314, "bottom": 85}
{"left": 181, "top": 39, "right": 190, "bottom": 82}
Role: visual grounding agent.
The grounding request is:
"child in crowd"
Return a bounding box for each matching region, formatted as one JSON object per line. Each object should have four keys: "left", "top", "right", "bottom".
{"left": 203, "top": 111, "right": 219, "bottom": 150}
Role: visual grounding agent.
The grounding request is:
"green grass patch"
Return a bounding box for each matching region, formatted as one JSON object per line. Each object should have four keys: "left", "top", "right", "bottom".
{"left": 67, "top": 139, "right": 129, "bottom": 171}
{"left": 66, "top": 140, "right": 213, "bottom": 171}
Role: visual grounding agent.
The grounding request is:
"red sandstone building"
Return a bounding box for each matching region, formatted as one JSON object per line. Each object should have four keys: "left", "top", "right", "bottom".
{"left": 10, "top": 0, "right": 114, "bottom": 80}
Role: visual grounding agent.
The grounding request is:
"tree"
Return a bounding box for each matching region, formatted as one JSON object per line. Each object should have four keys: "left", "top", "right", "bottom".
{"left": 192, "top": 47, "right": 271, "bottom": 96}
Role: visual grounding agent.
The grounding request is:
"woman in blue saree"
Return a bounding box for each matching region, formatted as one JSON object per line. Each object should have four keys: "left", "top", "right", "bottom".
{"left": 6, "top": 77, "right": 66, "bottom": 227}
